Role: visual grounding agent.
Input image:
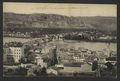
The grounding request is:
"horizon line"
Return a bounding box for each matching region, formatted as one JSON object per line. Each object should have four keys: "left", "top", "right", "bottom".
{"left": 3, "top": 12, "right": 117, "bottom": 17}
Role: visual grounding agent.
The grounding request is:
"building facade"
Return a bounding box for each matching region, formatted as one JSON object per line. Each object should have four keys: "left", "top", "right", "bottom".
{"left": 3, "top": 47, "right": 24, "bottom": 64}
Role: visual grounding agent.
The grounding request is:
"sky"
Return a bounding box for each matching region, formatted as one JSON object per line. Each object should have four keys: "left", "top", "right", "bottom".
{"left": 3, "top": 2, "right": 117, "bottom": 17}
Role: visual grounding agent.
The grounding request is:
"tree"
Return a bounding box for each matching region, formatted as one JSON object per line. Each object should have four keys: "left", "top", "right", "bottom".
{"left": 19, "top": 57, "right": 27, "bottom": 63}
{"left": 51, "top": 48, "right": 58, "bottom": 66}
{"left": 34, "top": 66, "right": 47, "bottom": 76}
{"left": 27, "top": 54, "right": 36, "bottom": 63}
{"left": 24, "top": 45, "right": 31, "bottom": 55}
{"left": 34, "top": 66, "right": 41, "bottom": 76}
{"left": 40, "top": 67, "right": 47, "bottom": 76}
{"left": 15, "top": 67, "right": 28, "bottom": 75}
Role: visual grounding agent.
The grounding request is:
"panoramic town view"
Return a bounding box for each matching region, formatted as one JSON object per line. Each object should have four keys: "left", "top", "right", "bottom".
{"left": 3, "top": 3, "right": 117, "bottom": 78}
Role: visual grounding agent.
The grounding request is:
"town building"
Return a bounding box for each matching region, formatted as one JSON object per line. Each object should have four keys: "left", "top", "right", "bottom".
{"left": 34, "top": 56, "right": 47, "bottom": 68}
{"left": 73, "top": 56, "right": 85, "bottom": 63}
{"left": 47, "top": 68, "right": 58, "bottom": 76}
{"left": 3, "top": 46, "right": 24, "bottom": 64}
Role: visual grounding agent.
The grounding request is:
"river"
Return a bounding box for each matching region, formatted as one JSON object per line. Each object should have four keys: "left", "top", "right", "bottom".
{"left": 48, "top": 40, "right": 117, "bottom": 54}
{"left": 3, "top": 37, "right": 117, "bottom": 53}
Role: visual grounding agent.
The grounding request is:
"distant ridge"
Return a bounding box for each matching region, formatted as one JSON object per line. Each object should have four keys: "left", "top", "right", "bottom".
{"left": 3, "top": 12, "right": 117, "bottom": 31}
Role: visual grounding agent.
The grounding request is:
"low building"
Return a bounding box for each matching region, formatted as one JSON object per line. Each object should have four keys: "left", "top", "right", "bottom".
{"left": 47, "top": 68, "right": 58, "bottom": 76}
{"left": 110, "top": 51, "right": 117, "bottom": 57}
{"left": 98, "top": 36, "right": 113, "bottom": 40}
{"left": 55, "top": 64, "right": 64, "bottom": 69}
{"left": 20, "top": 63, "right": 34, "bottom": 69}
{"left": 34, "top": 49, "right": 41, "bottom": 54}
{"left": 34, "top": 56, "right": 47, "bottom": 68}
{"left": 73, "top": 56, "right": 85, "bottom": 63}
{"left": 27, "top": 68, "right": 36, "bottom": 76}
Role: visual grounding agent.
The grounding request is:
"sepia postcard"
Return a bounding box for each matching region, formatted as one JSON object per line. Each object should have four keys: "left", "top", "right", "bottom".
{"left": 3, "top": 2, "right": 117, "bottom": 78}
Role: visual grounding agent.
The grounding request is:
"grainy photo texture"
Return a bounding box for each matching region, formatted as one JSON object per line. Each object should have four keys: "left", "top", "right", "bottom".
{"left": 3, "top": 2, "right": 117, "bottom": 78}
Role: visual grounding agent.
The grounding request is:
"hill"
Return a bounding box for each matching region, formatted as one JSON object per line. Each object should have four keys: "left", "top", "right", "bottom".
{"left": 3, "top": 12, "right": 117, "bottom": 31}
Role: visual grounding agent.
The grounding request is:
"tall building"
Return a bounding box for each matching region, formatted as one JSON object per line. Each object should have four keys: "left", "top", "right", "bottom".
{"left": 3, "top": 47, "right": 24, "bottom": 64}
{"left": 9, "top": 47, "right": 24, "bottom": 63}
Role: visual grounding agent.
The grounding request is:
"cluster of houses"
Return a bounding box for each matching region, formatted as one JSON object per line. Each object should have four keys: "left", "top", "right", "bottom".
{"left": 56, "top": 46, "right": 117, "bottom": 64}
{"left": 3, "top": 41, "right": 46, "bottom": 65}
{"left": 3, "top": 31, "right": 117, "bottom": 77}
{"left": 3, "top": 42, "right": 24, "bottom": 64}
{"left": 63, "top": 31, "right": 117, "bottom": 42}
{"left": 3, "top": 31, "right": 64, "bottom": 65}
{"left": 3, "top": 31, "right": 31, "bottom": 38}
{"left": 3, "top": 38, "right": 60, "bottom": 71}
{"left": 3, "top": 40, "right": 61, "bottom": 76}
{"left": 3, "top": 31, "right": 64, "bottom": 40}
{"left": 4, "top": 30, "right": 117, "bottom": 42}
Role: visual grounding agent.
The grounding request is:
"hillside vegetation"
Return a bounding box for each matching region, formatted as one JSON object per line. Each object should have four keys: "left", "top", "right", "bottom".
{"left": 3, "top": 12, "right": 117, "bottom": 31}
